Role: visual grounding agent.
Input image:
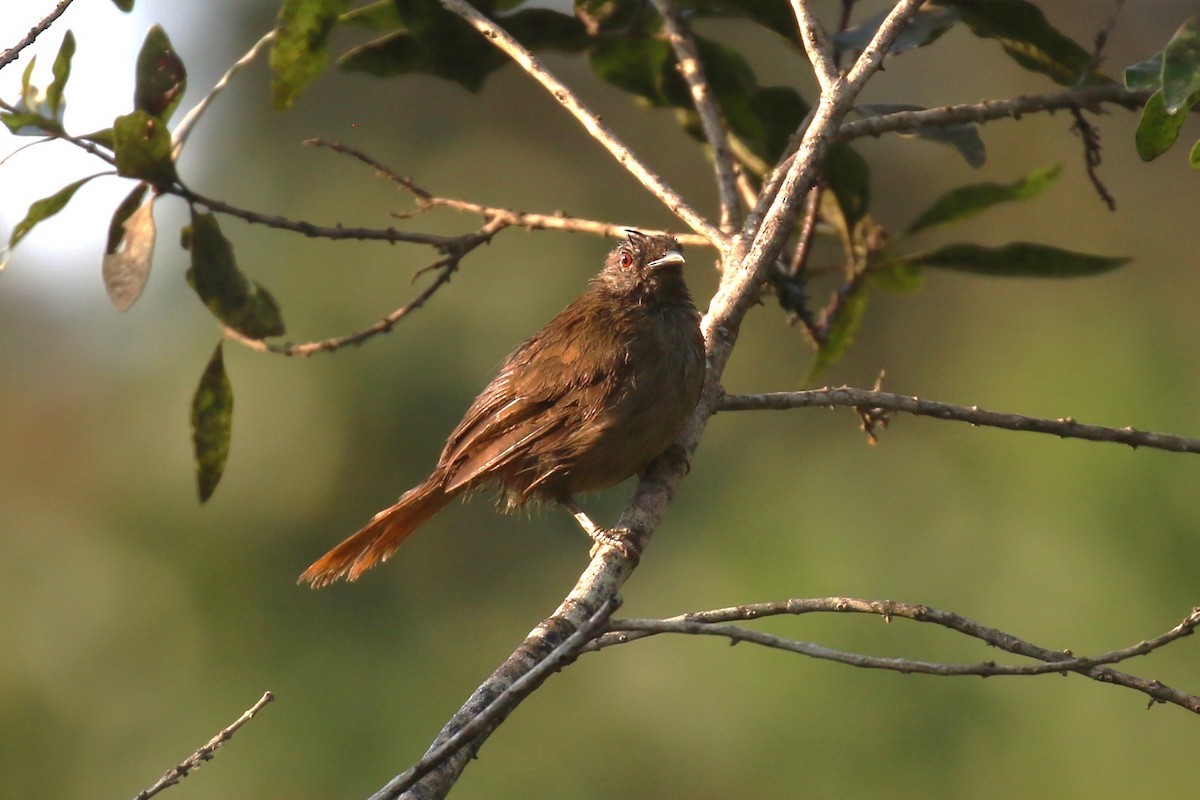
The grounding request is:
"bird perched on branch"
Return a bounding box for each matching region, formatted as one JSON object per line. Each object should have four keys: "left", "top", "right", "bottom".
{"left": 300, "top": 230, "right": 706, "bottom": 587}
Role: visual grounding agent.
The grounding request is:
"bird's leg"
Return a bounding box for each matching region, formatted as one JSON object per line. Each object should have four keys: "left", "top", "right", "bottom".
{"left": 561, "top": 499, "right": 642, "bottom": 560}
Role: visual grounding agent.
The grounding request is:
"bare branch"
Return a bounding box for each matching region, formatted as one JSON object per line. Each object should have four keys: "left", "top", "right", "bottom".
{"left": 718, "top": 387, "right": 1200, "bottom": 455}
{"left": 593, "top": 601, "right": 1200, "bottom": 714}
{"left": 131, "top": 691, "right": 274, "bottom": 800}
{"left": 371, "top": 597, "right": 619, "bottom": 800}
{"left": 173, "top": 30, "right": 275, "bottom": 158}
{"left": 0, "top": 0, "right": 73, "bottom": 70}
{"left": 838, "top": 84, "right": 1151, "bottom": 143}
{"left": 436, "top": 0, "right": 726, "bottom": 247}
{"left": 650, "top": 0, "right": 741, "bottom": 231}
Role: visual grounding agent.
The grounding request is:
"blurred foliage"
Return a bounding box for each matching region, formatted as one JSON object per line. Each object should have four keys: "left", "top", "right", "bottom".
{"left": 2, "top": 1, "right": 1200, "bottom": 799}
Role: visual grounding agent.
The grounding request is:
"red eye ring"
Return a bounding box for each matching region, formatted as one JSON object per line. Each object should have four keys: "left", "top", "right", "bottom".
{"left": 619, "top": 250, "right": 634, "bottom": 269}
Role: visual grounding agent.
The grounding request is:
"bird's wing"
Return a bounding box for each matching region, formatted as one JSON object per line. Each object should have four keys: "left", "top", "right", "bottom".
{"left": 438, "top": 311, "right": 626, "bottom": 493}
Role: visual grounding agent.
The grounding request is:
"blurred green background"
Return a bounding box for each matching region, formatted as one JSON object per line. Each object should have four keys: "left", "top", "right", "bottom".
{"left": 2, "top": 1, "right": 1199, "bottom": 798}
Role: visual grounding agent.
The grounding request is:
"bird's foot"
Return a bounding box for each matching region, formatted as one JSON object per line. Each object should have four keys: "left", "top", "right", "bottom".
{"left": 587, "top": 526, "right": 643, "bottom": 560}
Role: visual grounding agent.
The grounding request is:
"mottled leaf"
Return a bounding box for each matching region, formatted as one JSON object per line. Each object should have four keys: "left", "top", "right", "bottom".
{"left": 1162, "top": 15, "right": 1200, "bottom": 113}
{"left": 910, "top": 242, "right": 1128, "bottom": 277}
{"left": 185, "top": 212, "right": 286, "bottom": 339}
{"left": 113, "top": 110, "right": 178, "bottom": 185}
{"left": 8, "top": 175, "right": 97, "bottom": 248}
{"left": 134, "top": 25, "right": 187, "bottom": 121}
{"left": 906, "top": 164, "right": 1061, "bottom": 235}
{"left": 271, "top": 0, "right": 351, "bottom": 109}
{"left": 191, "top": 342, "right": 233, "bottom": 502}
{"left": 1135, "top": 89, "right": 1193, "bottom": 161}
{"left": 102, "top": 193, "right": 156, "bottom": 311}
{"left": 1124, "top": 52, "right": 1162, "bottom": 91}
{"left": 807, "top": 282, "right": 868, "bottom": 382}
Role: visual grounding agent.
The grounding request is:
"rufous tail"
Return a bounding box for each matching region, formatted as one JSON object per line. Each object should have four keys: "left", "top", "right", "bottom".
{"left": 299, "top": 479, "right": 450, "bottom": 588}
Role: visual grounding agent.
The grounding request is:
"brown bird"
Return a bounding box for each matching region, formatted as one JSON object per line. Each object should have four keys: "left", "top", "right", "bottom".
{"left": 300, "top": 230, "right": 706, "bottom": 587}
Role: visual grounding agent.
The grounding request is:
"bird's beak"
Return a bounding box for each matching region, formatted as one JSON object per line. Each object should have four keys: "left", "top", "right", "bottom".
{"left": 648, "top": 250, "right": 685, "bottom": 269}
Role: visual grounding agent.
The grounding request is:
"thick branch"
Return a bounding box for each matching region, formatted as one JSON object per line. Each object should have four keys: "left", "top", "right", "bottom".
{"left": 718, "top": 387, "right": 1200, "bottom": 455}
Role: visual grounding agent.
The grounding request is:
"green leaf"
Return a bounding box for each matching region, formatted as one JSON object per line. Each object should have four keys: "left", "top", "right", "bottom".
{"left": 339, "top": 0, "right": 400, "bottom": 30}
{"left": 1190, "top": 138, "right": 1200, "bottom": 169}
{"left": 947, "top": 0, "right": 1104, "bottom": 86}
{"left": 807, "top": 282, "right": 868, "bottom": 383}
{"left": 868, "top": 254, "right": 924, "bottom": 293}
{"left": 1134, "top": 89, "right": 1194, "bottom": 161}
{"left": 910, "top": 242, "right": 1129, "bottom": 277}
{"left": 834, "top": 4, "right": 960, "bottom": 55}
{"left": 824, "top": 144, "right": 871, "bottom": 228}
{"left": 185, "top": 212, "right": 286, "bottom": 339}
{"left": 1162, "top": 14, "right": 1200, "bottom": 113}
{"left": 1124, "top": 52, "right": 1162, "bottom": 91}
{"left": 856, "top": 104, "right": 985, "bottom": 168}
{"left": 111, "top": 0, "right": 134, "bottom": 10}
{"left": 905, "top": 164, "right": 1061, "bottom": 235}
{"left": 112, "top": 110, "right": 178, "bottom": 185}
{"left": 8, "top": 175, "right": 97, "bottom": 248}
{"left": 134, "top": 25, "right": 187, "bottom": 121}
{"left": 45, "top": 30, "right": 76, "bottom": 118}
{"left": 102, "top": 190, "right": 156, "bottom": 311}
{"left": 191, "top": 342, "right": 233, "bottom": 502}
{"left": 271, "top": 0, "right": 351, "bottom": 109}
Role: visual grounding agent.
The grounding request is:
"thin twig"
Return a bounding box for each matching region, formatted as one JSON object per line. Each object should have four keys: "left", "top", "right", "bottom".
{"left": 791, "top": 0, "right": 839, "bottom": 91}
{"left": 0, "top": 0, "right": 74, "bottom": 70}
{"left": 591, "top": 601, "right": 1200, "bottom": 714}
{"left": 651, "top": 0, "right": 740, "bottom": 231}
{"left": 838, "top": 84, "right": 1150, "bottom": 142}
{"left": 437, "top": 0, "right": 726, "bottom": 247}
{"left": 131, "top": 691, "right": 274, "bottom": 800}
{"left": 718, "top": 387, "right": 1200, "bottom": 455}
{"left": 173, "top": 30, "right": 276, "bottom": 158}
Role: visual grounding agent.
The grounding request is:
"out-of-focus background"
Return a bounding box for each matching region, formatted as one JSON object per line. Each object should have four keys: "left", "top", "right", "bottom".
{"left": 2, "top": 1, "right": 1198, "bottom": 797}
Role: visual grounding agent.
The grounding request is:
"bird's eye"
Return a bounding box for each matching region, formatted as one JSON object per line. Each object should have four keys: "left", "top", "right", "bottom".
{"left": 619, "top": 250, "right": 634, "bottom": 269}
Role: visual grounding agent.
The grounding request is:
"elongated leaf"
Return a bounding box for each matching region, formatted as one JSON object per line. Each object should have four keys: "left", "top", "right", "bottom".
{"left": 911, "top": 242, "right": 1128, "bottom": 277}
{"left": 134, "top": 25, "right": 187, "bottom": 121}
{"left": 1163, "top": 15, "right": 1200, "bottom": 113}
{"left": 185, "top": 212, "right": 286, "bottom": 339}
{"left": 807, "top": 282, "right": 868, "bottom": 383}
{"left": 102, "top": 195, "right": 156, "bottom": 311}
{"left": 1135, "top": 89, "right": 1193, "bottom": 161}
{"left": 191, "top": 342, "right": 233, "bottom": 502}
{"left": 271, "top": 0, "right": 351, "bottom": 109}
{"left": 113, "top": 110, "right": 178, "bottom": 185}
{"left": 869, "top": 254, "right": 923, "bottom": 293}
{"left": 906, "top": 164, "right": 1061, "bottom": 235}
{"left": 948, "top": 0, "right": 1103, "bottom": 86}
{"left": 8, "top": 175, "right": 97, "bottom": 248}
{"left": 45, "top": 30, "right": 76, "bottom": 118}
{"left": 1190, "top": 138, "right": 1200, "bottom": 169}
